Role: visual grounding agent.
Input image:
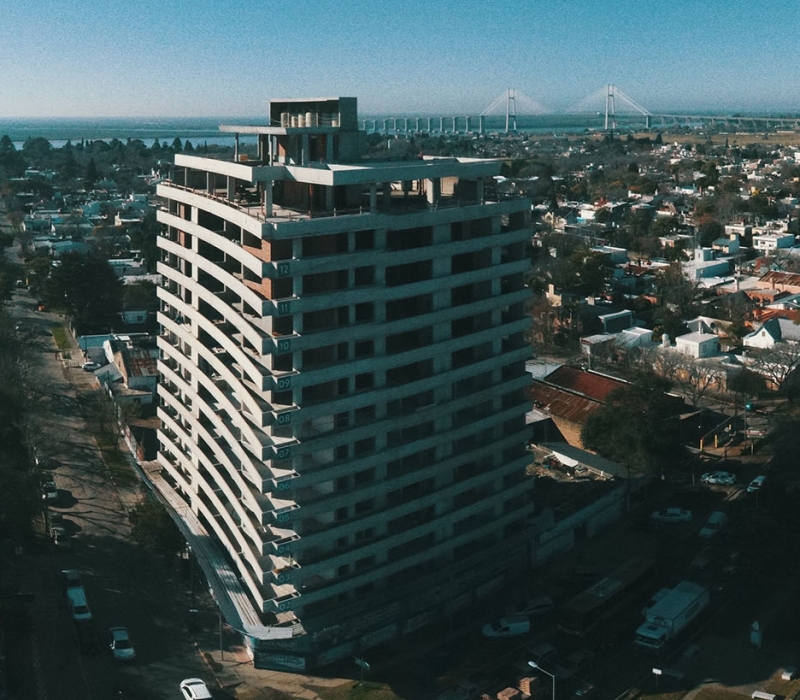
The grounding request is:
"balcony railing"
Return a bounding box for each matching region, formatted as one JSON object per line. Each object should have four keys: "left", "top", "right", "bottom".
{"left": 161, "top": 180, "right": 503, "bottom": 224}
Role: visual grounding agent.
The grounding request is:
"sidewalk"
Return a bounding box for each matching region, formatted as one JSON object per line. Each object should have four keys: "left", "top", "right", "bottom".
{"left": 192, "top": 635, "right": 352, "bottom": 700}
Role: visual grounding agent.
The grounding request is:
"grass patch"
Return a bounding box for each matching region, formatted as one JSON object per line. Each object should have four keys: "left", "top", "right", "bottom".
{"left": 307, "top": 681, "right": 404, "bottom": 700}
{"left": 51, "top": 325, "right": 71, "bottom": 353}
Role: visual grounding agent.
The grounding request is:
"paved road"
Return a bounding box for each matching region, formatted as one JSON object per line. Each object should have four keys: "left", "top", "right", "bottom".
{"left": 3, "top": 279, "right": 220, "bottom": 699}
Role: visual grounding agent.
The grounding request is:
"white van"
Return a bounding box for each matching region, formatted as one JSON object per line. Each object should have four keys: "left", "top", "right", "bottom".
{"left": 66, "top": 586, "right": 92, "bottom": 622}
{"left": 699, "top": 511, "right": 728, "bottom": 539}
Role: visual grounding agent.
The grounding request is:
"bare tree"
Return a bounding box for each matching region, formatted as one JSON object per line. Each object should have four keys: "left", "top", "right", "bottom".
{"left": 675, "top": 357, "right": 725, "bottom": 407}
{"left": 747, "top": 343, "right": 800, "bottom": 391}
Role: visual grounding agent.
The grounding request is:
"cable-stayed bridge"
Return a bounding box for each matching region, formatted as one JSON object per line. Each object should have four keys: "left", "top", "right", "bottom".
{"left": 360, "top": 86, "right": 800, "bottom": 135}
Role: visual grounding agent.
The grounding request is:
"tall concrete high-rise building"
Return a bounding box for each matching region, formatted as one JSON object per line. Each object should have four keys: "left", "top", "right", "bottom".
{"left": 154, "top": 96, "right": 533, "bottom": 670}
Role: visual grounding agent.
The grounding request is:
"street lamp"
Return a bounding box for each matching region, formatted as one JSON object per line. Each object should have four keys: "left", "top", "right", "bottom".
{"left": 529, "top": 661, "right": 556, "bottom": 700}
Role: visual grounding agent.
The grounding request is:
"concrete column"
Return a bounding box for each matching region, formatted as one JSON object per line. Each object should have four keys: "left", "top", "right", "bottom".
{"left": 264, "top": 180, "right": 273, "bottom": 217}
{"left": 383, "top": 119, "right": 390, "bottom": 135}
{"left": 426, "top": 117, "right": 431, "bottom": 132}
{"left": 415, "top": 117, "right": 420, "bottom": 132}
{"left": 369, "top": 183, "right": 378, "bottom": 212}
{"left": 479, "top": 115, "right": 485, "bottom": 135}
{"left": 477, "top": 178, "right": 485, "bottom": 203}
{"left": 465, "top": 116, "right": 471, "bottom": 133}
{"left": 301, "top": 134, "right": 309, "bottom": 165}
{"left": 439, "top": 117, "right": 444, "bottom": 132}
{"left": 234, "top": 133, "right": 239, "bottom": 162}
{"left": 426, "top": 178, "right": 441, "bottom": 205}
{"left": 382, "top": 182, "right": 391, "bottom": 208}
{"left": 452, "top": 117, "right": 457, "bottom": 133}
{"left": 227, "top": 176, "right": 236, "bottom": 200}
{"left": 325, "top": 186, "right": 334, "bottom": 211}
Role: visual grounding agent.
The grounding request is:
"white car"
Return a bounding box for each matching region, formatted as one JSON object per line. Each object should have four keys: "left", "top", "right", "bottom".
{"left": 747, "top": 475, "right": 766, "bottom": 493}
{"left": 109, "top": 626, "right": 135, "bottom": 661}
{"left": 650, "top": 508, "right": 692, "bottom": 524}
{"left": 81, "top": 361, "right": 99, "bottom": 372}
{"left": 701, "top": 471, "right": 736, "bottom": 486}
{"left": 180, "top": 678, "right": 213, "bottom": 700}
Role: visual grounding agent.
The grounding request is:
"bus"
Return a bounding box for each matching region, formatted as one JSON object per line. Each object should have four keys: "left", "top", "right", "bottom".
{"left": 558, "top": 556, "right": 655, "bottom": 637}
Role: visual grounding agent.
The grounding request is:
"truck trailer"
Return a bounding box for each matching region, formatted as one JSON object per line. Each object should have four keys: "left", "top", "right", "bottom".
{"left": 634, "top": 580, "right": 708, "bottom": 651}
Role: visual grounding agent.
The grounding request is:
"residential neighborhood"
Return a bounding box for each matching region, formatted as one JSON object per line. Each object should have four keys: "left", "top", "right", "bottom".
{"left": 2, "top": 119, "right": 800, "bottom": 700}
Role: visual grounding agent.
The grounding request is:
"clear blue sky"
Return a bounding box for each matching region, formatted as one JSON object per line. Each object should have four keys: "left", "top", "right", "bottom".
{"left": 4, "top": 0, "right": 800, "bottom": 117}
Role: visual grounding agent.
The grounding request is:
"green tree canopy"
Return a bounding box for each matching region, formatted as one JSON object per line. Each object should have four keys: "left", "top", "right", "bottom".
{"left": 44, "top": 252, "right": 123, "bottom": 334}
{"left": 581, "top": 375, "right": 684, "bottom": 474}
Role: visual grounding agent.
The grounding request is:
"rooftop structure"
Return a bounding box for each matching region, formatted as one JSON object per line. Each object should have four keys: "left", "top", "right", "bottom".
{"left": 154, "top": 96, "right": 533, "bottom": 670}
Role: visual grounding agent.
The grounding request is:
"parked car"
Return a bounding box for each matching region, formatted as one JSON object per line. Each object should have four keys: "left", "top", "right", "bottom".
{"left": 66, "top": 586, "right": 92, "bottom": 622}
{"left": 522, "top": 595, "right": 555, "bottom": 616}
{"left": 50, "top": 525, "right": 71, "bottom": 548}
{"left": 481, "top": 613, "right": 530, "bottom": 638}
{"left": 507, "top": 595, "right": 554, "bottom": 618}
{"left": 41, "top": 480, "right": 58, "bottom": 503}
{"left": 650, "top": 508, "right": 692, "bottom": 524}
{"left": 527, "top": 641, "right": 558, "bottom": 664}
{"left": 60, "top": 569, "right": 83, "bottom": 591}
{"left": 109, "top": 626, "right": 136, "bottom": 661}
{"left": 81, "top": 362, "right": 99, "bottom": 372}
{"left": 699, "top": 510, "right": 729, "bottom": 539}
{"left": 180, "top": 678, "right": 213, "bottom": 700}
{"left": 690, "top": 546, "right": 715, "bottom": 571}
{"left": 701, "top": 471, "right": 736, "bottom": 486}
{"left": 747, "top": 475, "right": 766, "bottom": 494}
{"left": 565, "top": 650, "right": 595, "bottom": 675}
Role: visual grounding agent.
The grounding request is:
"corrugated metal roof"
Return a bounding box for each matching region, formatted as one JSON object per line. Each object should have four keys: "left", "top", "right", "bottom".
{"left": 543, "top": 365, "right": 628, "bottom": 402}
{"left": 530, "top": 382, "right": 602, "bottom": 424}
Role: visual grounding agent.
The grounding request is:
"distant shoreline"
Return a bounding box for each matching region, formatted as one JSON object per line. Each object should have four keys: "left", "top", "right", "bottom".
{"left": 3, "top": 113, "right": 800, "bottom": 150}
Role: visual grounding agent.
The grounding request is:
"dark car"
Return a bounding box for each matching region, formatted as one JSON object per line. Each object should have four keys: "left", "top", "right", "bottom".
{"left": 60, "top": 569, "right": 83, "bottom": 591}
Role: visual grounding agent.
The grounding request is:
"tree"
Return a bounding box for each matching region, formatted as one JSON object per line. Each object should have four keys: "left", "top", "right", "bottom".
{"left": 697, "top": 218, "right": 723, "bottom": 247}
{"left": 653, "top": 263, "right": 698, "bottom": 318}
{"left": 84, "top": 158, "right": 99, "bottom": 187}
{"left": 123, "top": 280, "right": 158, "bottom": 313}
{"left": 21, "top": 136, "right": 52, "bottom": 162}
{"left": 748, "top": 343, "right": 800, "bottom": 392}
{"left": 581, "top": 374, "right": 684, "bottom": 475}
{"left": 44, "top": 252, "right": 123, "bottom": 334}
{"left": 0, "top": 135, "right": 24, "bottom": 177}
{"left": 675, "top": 357, "right": 725, "bottom": 407}
{"left": 129, "top": 499, "right": 184, "bottom": 558}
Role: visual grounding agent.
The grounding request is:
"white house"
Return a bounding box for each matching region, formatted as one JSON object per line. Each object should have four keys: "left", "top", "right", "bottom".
{"left": 675, "top": 331, "right": 719, "bottom": 358}
{"left": 743, "top": 318, "right": 800, "bottom": 349}
{"left": 752, "top": 232, "right": 794, "bottom": 253}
